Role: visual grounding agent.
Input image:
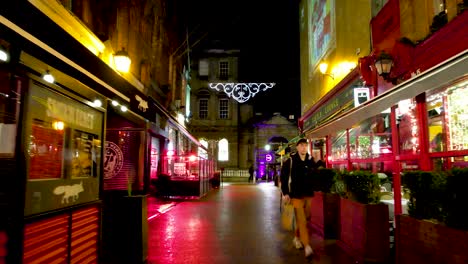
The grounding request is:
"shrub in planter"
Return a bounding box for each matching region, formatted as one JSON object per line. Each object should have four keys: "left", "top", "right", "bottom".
{"left": 343, "top": 170, "right": 381, "bottom": 204}
{"left": 338, "top": 170, "right": 389, "bottom": 262}
{"left": 445, "top": 167, "right": 468, "bottom": 230}
{"left": 401, "top": 170, "right": 446, "bottom": 222}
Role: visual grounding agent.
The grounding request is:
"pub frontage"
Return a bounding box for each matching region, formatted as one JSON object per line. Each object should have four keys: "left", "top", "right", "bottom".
{"left": 299, "top": 9, "right": 467, "bottom": 217}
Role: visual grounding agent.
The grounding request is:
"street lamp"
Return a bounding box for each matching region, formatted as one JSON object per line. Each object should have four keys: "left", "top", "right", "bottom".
{"left": 265, "top": 144, "right": 271, "bottom": 151}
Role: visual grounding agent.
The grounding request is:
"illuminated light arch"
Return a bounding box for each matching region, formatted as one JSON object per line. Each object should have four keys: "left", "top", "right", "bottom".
{"left": 208, "top": 83, "right": 275, "bottom": 103}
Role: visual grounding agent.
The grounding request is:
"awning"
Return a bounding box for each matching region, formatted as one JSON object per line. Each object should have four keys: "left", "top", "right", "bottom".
{"left": 306, "top": 50, "right": 467, "bottom": 138}
{"left": 275, "top": 133, "right": 305, "bottom": 154}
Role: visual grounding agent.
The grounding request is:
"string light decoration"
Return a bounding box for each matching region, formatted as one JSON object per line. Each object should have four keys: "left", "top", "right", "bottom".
{"left": 208, "top": 83, "right": 275, "bottom": 103}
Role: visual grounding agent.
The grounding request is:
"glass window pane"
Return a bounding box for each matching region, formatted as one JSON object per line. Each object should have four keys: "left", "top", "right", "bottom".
{"left": 218, "top": 138, "right": 228, "bottom": 161}
{"left": 397, "top": 99, "right": 420, "bottom": 155}
{"left": 0, "top": 72, "right": 20, "bottom": 157}
{"left": 71, "top": 130, "right": 99, "bottom": 178}
{"left": 427, "top": 80, "right": 468, "bottom": 152}
{"left": 219, "top": 99, "right": 229, "bottom": 119}
{"left": 330, "top": 130, "right": 347, "bottom": 161}
{"left": 432, "top": 155, "right": 468, "bottom": 171}
{"left": 219, "top": 61, "right": 229, "bottom": 79}
{"left": 199, "top": 99, "right": 208, "bottom": 119}
{"left": 29, "top": 119, "right": 64, "bottom": 179}
{"left": 349, "top": 113, "right": 393, "bottom": 159}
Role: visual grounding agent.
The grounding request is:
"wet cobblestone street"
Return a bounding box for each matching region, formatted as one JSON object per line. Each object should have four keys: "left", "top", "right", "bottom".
{"left": 147, "top": 183, "right": 357, "bottom": 264}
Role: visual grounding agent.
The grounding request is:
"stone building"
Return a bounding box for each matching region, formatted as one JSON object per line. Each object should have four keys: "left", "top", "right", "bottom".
{"left": 253, "top": 113, "right": 299, "bottom": 180}
{"left": 189, "top": 46, "right": 254, "bottom": 172}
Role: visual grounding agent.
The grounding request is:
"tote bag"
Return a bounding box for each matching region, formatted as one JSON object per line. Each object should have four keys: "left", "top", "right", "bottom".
{"left": 281, "top": 158, "right": 296, "bottom": 231}
{"left": 281, "top": 202, "right": 296, "bottom": 231}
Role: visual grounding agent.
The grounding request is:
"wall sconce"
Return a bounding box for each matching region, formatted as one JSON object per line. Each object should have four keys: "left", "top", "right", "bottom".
{"left": 0, "top": 46, "right": 8, "bottom": 62}
{"left": 113, "top": 48, "right": 131, "bottom": 73}
{"left": 374, "top": 51, "right": 394, "bottom": 81}
{"left": 43, "top": 70, "right": 55, "bottom": 83}
{"left": 319, "top": 62, "right": 334, "bottom": 80}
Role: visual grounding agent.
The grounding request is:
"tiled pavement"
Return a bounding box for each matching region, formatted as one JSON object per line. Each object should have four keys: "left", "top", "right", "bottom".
{"left": 146, "top": 182, "right": 358, "bottom": 264}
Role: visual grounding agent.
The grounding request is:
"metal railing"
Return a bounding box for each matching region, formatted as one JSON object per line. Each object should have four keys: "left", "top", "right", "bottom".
{"left": 221, "top": 169, "right": 249, "bottom": 178}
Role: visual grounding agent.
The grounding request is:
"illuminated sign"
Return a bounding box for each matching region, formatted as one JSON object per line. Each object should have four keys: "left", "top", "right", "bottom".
{"left": 265, "top": 154, "right": 272, "bottom": 162}
{"left": 354, "top": 87, "right": 370, "bottom": 107}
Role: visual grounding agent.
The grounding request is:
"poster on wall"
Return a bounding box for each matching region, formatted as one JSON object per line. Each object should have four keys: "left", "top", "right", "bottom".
{"left": 308, "top": 0, "right": 335, "bottom": 77}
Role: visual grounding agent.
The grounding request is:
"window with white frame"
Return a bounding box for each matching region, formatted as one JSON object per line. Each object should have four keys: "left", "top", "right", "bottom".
{"left": 199, "top": 59, "right": 209, "bottom": 76}
{"left": 218, "top": 138, "right": 229, "bottom": 161}
{"left": 219, "top": 98, "right": 229, "bottom": 119}
{"left": 199, "top": 99, "right": 208, "bottom": 119}
{"left": 219, "top": 61, "right": 229, "bottom": 79}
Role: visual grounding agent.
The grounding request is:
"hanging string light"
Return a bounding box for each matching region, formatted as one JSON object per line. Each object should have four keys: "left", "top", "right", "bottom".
{"left": 208, "top": 83, "right": 275, "bottom": 103}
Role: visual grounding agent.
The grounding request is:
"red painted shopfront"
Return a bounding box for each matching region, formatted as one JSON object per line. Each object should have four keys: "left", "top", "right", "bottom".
{"left": 300, "top": 8, "right": 468, "bottom": 217}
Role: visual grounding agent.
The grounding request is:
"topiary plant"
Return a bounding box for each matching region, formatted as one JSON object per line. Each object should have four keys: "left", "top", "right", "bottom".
{"left": 343, "top": 170, "right": 381, "bottom": 204}
{"left": 401, "top": 170, "right": 447, "bottom": 222}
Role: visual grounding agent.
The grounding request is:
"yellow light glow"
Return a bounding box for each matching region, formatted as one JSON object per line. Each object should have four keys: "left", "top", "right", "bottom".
{"left": 319, "top": 62, "right": 328, "bottom": 74}
{"left": 43, "top": 71, "right": 55, "bottom": 83}
{"left": 0, "top": 48, "right": 8, "bottom": 62}
{"left": 52, "top": 121, "right": 64, "bottom": 130}
{"left": 114, "top": 49, "right": 131, "bottom": 73}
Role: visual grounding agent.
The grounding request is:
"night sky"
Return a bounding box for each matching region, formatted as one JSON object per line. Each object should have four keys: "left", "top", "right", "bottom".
{"left": 184, "top": 0, "right": 301, "bottom": 120}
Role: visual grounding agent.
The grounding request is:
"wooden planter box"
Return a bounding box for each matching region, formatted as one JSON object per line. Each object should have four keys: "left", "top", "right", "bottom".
{"left": 396, "top": 215, "right": 468, "bottom": 264}
{"left": 309, "top": 192, "right": 340, "bottom": 239}
{"left": 339, "top": 198, "right": 389, "bottom": 262}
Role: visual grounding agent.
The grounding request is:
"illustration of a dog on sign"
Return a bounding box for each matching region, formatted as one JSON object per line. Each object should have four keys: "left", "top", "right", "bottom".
{"left": 53, "top": 181, "right": 84, "bottom": 204}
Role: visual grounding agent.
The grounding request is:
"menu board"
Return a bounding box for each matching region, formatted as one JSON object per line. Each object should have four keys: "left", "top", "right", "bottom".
{"left": 71, "top": 130, "right": 97, "bottom": 178}
{"left": 174, "top": 162, "right": 186, "bottom": 176}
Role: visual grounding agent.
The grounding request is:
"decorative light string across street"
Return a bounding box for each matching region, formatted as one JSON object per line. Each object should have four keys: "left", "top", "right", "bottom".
{"left": 208, "top": 83, "right": 276, "bottom": 103}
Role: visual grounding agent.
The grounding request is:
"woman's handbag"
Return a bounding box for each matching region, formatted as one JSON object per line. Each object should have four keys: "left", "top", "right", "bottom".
{"left": 280, "top": 158, "right": 296, "bottom": 231}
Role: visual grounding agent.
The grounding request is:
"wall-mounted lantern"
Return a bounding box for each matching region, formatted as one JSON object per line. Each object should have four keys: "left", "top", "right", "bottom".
{"left": 374, "top": 51, "right": 394, "bottom": 81}
{"left": 113, "top": 48, "right": 131, "bottom": 73}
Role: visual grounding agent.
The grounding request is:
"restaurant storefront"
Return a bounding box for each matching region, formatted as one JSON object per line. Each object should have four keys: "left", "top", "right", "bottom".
{"left": 299, "top": 11, "right": 468, "bottom": 216}
{"left": 0, "top": 1, "right": 210, "bottom": 263}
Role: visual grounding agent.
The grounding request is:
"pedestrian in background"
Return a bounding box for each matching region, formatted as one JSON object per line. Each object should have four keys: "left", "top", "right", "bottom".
{"left": 280, "top": 138, "right": 316, "bottom": 259}
{"left": 248, "top": 165, "right": 254, "bottom": 182}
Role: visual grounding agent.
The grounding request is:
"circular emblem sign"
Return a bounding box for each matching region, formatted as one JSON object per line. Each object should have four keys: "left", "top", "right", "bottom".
{"left": 266, "top": 154, "right": 272, "bottom": 162}
{"left": 104, "top": 141, "right": 124, "bottom": 179}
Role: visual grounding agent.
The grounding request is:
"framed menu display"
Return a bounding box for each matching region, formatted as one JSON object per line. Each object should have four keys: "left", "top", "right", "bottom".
{"left": 24, "top": 81, "right": 104, "bottom": 216}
